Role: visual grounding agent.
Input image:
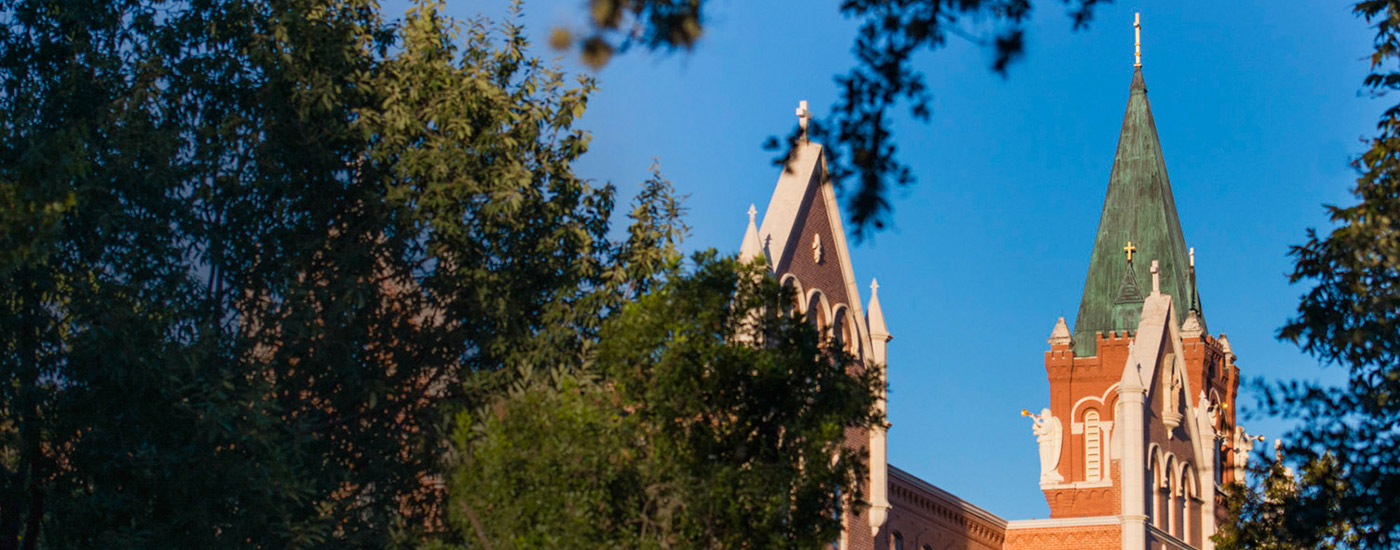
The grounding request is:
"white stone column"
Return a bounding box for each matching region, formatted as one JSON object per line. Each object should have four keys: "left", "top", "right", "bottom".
{"left": 1119, "top": 378, "right": 1148, "bottom": 549}
{"left": 866, "top": 280, "right": 891, "bottom": 537}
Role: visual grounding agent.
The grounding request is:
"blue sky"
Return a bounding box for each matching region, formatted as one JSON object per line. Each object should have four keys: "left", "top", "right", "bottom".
{"left": 456, "top": 0, "right": 1374, "bottom": 521}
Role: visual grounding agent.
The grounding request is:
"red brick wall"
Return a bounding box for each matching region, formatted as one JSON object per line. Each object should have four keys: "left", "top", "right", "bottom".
{"left": 1042, "top": 332, "right": 1132, "bottom": 518}
{"left": 775, "top": 172, "right": 853, "bottom": 332}
{"left": 774, "top": 170, "right": 882, "bottom": 550}
{"left": 1004, "top": 524, "right": 1120, "bottom": 550}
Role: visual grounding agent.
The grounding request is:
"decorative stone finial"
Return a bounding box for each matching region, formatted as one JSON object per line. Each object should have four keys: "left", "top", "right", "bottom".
{"left": 738, "top": 204, "right": 764, "bottom": 264}
{"left": 867, "top": 278, "right": 890, "bottom": 339}
{"left": 1134, "top": 12, "right": 1142, "bottom": 68}
{"left": 1048, "top": 316, "right": 1073, "bottom": 347}
{"left": 1189, "top": 246, "right": 1195, "bottom": 268}
{"left": 1181, "top": 309, "right": 1203, "bottom": 338}
{"left": 1219, "top": 333, "right": 1234, "bottom": 359}
{"left": 795, "top": 100, "right": 811, "bottom": 142}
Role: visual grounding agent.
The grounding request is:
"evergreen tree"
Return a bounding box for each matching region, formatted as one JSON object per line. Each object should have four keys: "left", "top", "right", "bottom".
{"left": 0, "top": 0, "right": 877, "bottom": 547}
{"left": 0, "top": 0, "right": 637, "bottom": 546}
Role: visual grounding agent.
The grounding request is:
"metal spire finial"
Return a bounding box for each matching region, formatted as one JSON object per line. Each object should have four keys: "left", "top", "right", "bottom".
{"left": 1134, "top": 13, "right": 1142, "bottom": 68}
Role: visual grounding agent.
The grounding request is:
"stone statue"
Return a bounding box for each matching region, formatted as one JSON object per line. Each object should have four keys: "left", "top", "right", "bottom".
{"left": 1025, "top": 408, "right": 1064, "bottom": 483}
{"left": 1232, "top": 426, "right": 1260, "bottom": 483}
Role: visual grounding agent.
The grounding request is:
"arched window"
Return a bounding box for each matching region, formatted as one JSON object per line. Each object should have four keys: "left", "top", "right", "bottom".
{"left": 1084, "top": 410, "right": 1103, "bottom": 481}
{"left": 1184, "top": 464, "right": 1201, "bottom": 547}
{"left": 1163, "top": 455, "right": 1177, "bottom": 536}
{"left": 832, "top": 306, "right": 848, "bottom": 350}
{"left": 781, "top": 275, "right": 804, "bottom": 317}
{"left": 807, "top": 291, "right": 828, "bottom": 330}
{"left": 1148, "top": 451, "right": 1163, "bottom": 528}
{"left": 1181, "top": 466, "right": 1194, "bottom": 544}
{"left": 891, "top": 531, "right": 904, "bottom": 550}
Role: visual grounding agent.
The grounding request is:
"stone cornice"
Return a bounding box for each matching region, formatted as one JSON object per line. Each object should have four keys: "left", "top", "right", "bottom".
{"left": 889, "top": 465, "right": 1007, "bottom": 544}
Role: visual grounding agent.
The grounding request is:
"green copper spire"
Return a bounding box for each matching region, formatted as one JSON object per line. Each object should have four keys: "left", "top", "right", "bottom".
{"left": 1073, "top": 67, "right": 1201, "bottom": 356}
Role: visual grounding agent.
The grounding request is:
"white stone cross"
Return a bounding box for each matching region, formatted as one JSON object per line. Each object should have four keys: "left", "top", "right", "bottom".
{"left": 747, "top": 204, "right": 758, "bottom": 225}
{"left": 1150, "top": 260, "right": 1161, "bottom": 295}
{"left": 1189, "top": 247, "right": 1195, "bottom": 268}
{"left": 796, "top": 100, "right": 811, "bottom": 140}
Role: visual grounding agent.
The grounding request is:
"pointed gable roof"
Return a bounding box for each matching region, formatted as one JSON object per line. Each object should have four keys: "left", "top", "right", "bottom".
{"left": 1074, "top": 68, "right": 1200, "bottom": 356}
{"left": 751, "top": 138, "right": 876, "bottom": 359}
{"left": 757, "top": 141, "right": 826, "bottom": 268}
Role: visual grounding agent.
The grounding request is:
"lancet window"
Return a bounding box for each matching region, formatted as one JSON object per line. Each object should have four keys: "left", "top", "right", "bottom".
{"left": 1084, "top": 410, "right": 1103, "bottom": 481}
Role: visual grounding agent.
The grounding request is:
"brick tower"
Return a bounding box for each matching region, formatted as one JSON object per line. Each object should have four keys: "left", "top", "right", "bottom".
{"left": 741, "top": 20, "right": 1258, "bottom": 550}
{"left": 741, "top": 101, "right": 894, "bottom": 550}
{"left": 1002, "top": 61, "right": 1249, "bottom": 550}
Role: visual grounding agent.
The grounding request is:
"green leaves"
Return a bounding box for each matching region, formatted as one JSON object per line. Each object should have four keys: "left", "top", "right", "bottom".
{"left": 450, "top": 255, "right": 881, "bottom": 550}
{"left": 1229, "top": 1, "right": 1400, "bottom": 548}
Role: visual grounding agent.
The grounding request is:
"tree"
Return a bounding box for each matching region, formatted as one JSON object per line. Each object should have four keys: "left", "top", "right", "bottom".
{"left": 0, "top": 0, "right": 876, "bottom": 546}
{"left": 448, "top": 253, "right": 880, "bottom": 550}
{"left": 554, "top": 0, "right": 1107, "bottom": 237}
{"left": 1214, "top": 450, "right": 1349, "bottom": 550}
{"left": 0, "top": 0, "right": 640, "bottom": 546}
{"left": 1214, "top": 1, "right": 1400, "bottom": 548}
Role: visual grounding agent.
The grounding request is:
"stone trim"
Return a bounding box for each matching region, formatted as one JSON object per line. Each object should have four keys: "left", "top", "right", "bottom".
{"left": 889, "top": 465, "right": 1008, "bottom": 534}
{"left": 1039, "top": 478, "right": 1115, "bottom": 490}
{"left": 1147, "top": 524, "right": 1197, "bottom": 550}
{"left": 1005, "top": 515, "right": 1121, "bottom": 529}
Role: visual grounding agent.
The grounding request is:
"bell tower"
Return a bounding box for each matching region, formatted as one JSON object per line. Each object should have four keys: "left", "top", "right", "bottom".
{"left": 1006, "top": 17, "right": 1250, "bottom": 550}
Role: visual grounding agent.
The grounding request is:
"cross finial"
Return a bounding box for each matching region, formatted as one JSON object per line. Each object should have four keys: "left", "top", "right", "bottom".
{"left": 747, "top": 204, "right": 758, "bottom": 224}
{"left": 796, "top": 100, "right": 811, "bottom": 142}
{"left": 1134, "top": 12, "right": 1142, "bottom": 68}
{"left": 1150, "top": 260, "right": 1161, "bottom": 295}
{"left": 1189, "top": 247, "right": 1195, "bottom": 268}
{"left": 870, "top": 278, "right": 880, "bottom": 294}
{"left": 1123, "top": 241, "right": 1137, "bottom": 263}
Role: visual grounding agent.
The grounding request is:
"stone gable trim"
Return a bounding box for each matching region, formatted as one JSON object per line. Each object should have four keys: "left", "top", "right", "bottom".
{"left": 1147, "top": 524, "right": 1196, "bottom": 550}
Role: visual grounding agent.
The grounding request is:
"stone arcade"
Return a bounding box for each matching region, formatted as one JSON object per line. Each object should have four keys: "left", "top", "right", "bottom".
{"left": 735, "top": 29, "right": 1250, "bottom": 550}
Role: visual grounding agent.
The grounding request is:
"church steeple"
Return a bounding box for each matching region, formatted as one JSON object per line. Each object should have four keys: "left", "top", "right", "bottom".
{"left": 1073, "top": 67, "right": 1199, "bottom": 356}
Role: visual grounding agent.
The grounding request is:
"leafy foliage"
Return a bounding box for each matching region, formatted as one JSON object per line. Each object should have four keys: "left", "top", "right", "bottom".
{"left": 1214, "top": 452, "right": 1350, "bottom": 550}
{"left": 1224, "top": 0, "right": 1400, "bottom": 548}
{"left": 564, "top": 0, "right": 1107, "bottom": 237}
{"left": 449, "top": 255, "right": 881, "bottom": 550}
{"left": 0, "top": 0, "right": 646, "bottom": 546}
{"left": 0, "top": 0, "right": 877, "bottom": 547}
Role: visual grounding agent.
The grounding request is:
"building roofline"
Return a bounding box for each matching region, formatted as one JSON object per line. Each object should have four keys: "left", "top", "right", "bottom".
{"left": 889, "top": 464, "right": 1008, "bottom": 530}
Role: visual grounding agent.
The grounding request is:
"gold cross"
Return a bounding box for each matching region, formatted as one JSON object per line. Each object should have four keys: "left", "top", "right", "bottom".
{"left": 1134, "top": 13, "right": 1142, "bottom": 68}
{"left": 1123, "top": 241, "right": 1137, "bottom": 262}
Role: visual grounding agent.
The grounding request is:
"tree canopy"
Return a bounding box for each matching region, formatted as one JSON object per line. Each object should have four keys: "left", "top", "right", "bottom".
{"left": 450, "top": 254, "right": 880, "bottom": 550}
{"left": 1220, "top": 1, "right": 1400, "bottom": 548}
{"left": 0, "top": 0, "right": 880, "bottom": 547}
